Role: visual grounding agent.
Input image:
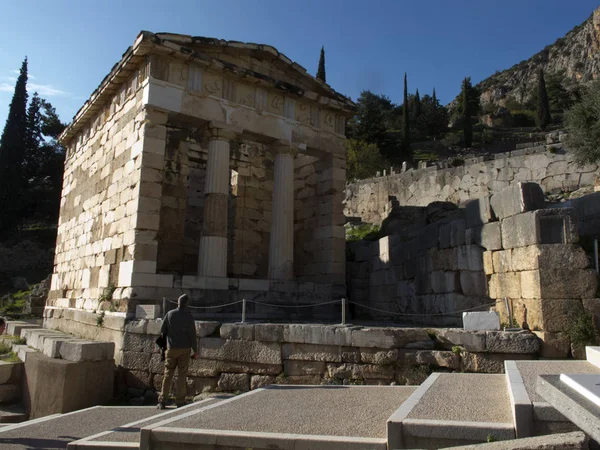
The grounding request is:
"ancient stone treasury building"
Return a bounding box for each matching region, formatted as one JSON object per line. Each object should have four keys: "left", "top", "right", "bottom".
{"left": 49, "top": 32, "right": 354, "bottom": 317}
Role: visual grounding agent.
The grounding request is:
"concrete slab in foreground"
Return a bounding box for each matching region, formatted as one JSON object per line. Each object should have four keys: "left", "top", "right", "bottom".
{"left": 139, "top": 385, "right": 416, "bottom": 450}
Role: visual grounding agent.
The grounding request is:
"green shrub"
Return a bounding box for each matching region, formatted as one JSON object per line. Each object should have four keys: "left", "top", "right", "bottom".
{"left": 346, "top": 224, "right": 381, "bottom": 242}
{"left": 96, "top": 311, "right": 105, "bottom": 327}
{"left": 547, "top": 146, "right": 558, "bottom": 153}
{"left": 569, "top": 311, "right": 598, "bottom": 348}
{"left": 441, "top": 133, "right": 461, "bottom": 147}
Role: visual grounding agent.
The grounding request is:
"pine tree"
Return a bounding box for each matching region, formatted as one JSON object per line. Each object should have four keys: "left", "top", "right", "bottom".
{"left": 402, "top": 73, "right": 411, "bottom": 158}
{"left": 0, "top": 57, "right": 28, "bottom": 234}
{"left": 316, "top": 46, "right": 326, "bottom": 83}
{"left": 537, "top": 68, "right": 551, "bottom": 131}
{"left": 413, "top": 89, "right": 421, "bottom": 118}
{"left": 462, "top": 77, "right": 473, "bottom": 147}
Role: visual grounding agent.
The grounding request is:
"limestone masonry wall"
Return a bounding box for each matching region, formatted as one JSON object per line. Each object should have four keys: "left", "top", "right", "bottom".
{"left": 42, "top": 308, "right": 540, "bottom": 398}
{"left": 347, "top": 183, "right": 599, "bottom": 358}
{"left": 49, "top": 65, "right": 150, "bottom": 311}
{"left": 345, "top": 145, "right": 600, "bottom": 225}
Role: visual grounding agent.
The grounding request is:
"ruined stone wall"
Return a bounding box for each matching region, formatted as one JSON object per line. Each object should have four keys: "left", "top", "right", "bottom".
{"left": 49, "top": 66, "right": 149, "bottom": 310}
{"left": 347, "top": 183, "right": 599, "bottom": 358}
{"left": 42, "top": 308, "right": 540, "bottom": 398}
{"left": 345, "top": 146, "right": 600, "bottom": 225}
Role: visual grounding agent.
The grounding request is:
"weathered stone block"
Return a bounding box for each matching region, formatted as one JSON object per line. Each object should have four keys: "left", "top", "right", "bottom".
{"left": 282, "top": 343, "right": 341, "bottom": 362}
{"left": 220, "top": 324, "right": 254, "bottom": 341}
{"left": 511, "top": 298, "right": 585, "bottom": 333}
{"left": 283, "top": 360, "right": 325, "bottom": 376}
{"left": 457, "top": 245, "right": 484, "bottom": 271}
{"left": 465, "top": 196, "right": 494, "bottom": 228}
{"left": 123, "top": 332, "right": 156, "bottom": 354}
{"left": 121, "top": 351, "right": 152, "bottom": 371}
{"left": 326, "top": 363, "right": 394, "bottom": 380}
{"left": 520, "top": 269, "right": 597, "bottom": 299}
{"left": 434, "top": 329, "right": 486, "bottom": 352}
{"left": 408, "top": 350, "right": 459, "bottom": 369}
{"left": 460, "top": 352, "right": 531, "bottom": 373}
{"left": 467, "top": 222, "right": 502, "bottom": 251}
{"left": 250, "top": 375, "right": 276, "bottom": 390}
{"left": 485, "top": 331, "right": 540, "bottom": 354}
{"left": 483, "top": 251, "right": 494, "bottom": 275}
{"left": 431, "top": 271, "right": 460, "bottom": 294}
{"left": 489, "top": 272, "right": 521, "bottom": 299}
{"left": 502, "top": 209, "right": 578, "bottom": 249}
{"left": 195, "top": 321, "right": 220, "bottom": 338}
{"left": 198, "top": 338, "right": 281, "bottom": 365}
{"left": 283, "top": 325, "right": 353, "bottom": 346}
{"left": 254, "top": 324, "right": 285, "bottom": 342}
{"left": 59, "top": 341, "right": 115, "bottom": 362}
{"left": 490, "top": 182, "right": 545, "bottom": 220}
{"left": 350, "top": 328, "right": 431, "bottom": 349}
{"left": 218, "top": 373, "right": 249, "bottom": 392}
{"left": 492, "top": 249, "right": 512, "bottom": 273}
{"left": 0, "top": 384, "right": 20, "bottom": 404}
{"left": 460, "top": 271, "right": 488, "bottom": 297}
{"left": 359, "top": 348, "right": 398, "bottom": 364}
{"left": 0, "top": 361, "right": 22, "bottom": 385}
{"left": 511, "top": 244, "right": 590, "bottom": 272}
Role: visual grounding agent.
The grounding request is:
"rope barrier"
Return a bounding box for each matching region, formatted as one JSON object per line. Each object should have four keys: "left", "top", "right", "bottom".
{"left": 166, "top": 297, "right": 502, "bottom": 318}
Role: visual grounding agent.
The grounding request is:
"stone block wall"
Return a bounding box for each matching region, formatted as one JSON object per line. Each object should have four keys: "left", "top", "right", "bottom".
{"left": 345, "top": 146, "right": 600, "bottom": 225}
{"left": 49, "top": 65, "right": 150, "bottom": 311}
{"left": 42, "top": 309, "right": 540, "bottom": 398}
{"left": 347, "top": 183, "right": 599, "bottom": 357}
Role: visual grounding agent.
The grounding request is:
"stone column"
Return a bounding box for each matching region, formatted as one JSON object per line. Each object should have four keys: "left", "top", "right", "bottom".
{"left": 198, "top": 126, "right": 238, "bottom": 277}
{"left": 268, "top": 144, "right": 295, "bottom": 280}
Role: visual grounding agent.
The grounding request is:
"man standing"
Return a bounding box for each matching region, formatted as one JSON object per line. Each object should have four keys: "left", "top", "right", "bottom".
{"left": 157, "top": 294, "right": 198, "bottom": 409}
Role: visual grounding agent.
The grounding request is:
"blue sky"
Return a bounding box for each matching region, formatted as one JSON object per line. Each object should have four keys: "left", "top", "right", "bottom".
{"left": 1, "top": 0, "right": 598, "bottom": 129}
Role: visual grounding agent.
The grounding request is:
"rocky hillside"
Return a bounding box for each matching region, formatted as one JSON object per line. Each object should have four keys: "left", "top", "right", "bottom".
{"left": 476, "top": 6, "right": 600, "bottom": 108}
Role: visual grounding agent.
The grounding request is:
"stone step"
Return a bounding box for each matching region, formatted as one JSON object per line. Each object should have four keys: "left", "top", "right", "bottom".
{"left": 6, "top": 321, "right": 40, "bottom": 337}
{"left": 0, "top": 403, "right": 28, "bottom": 423}
{"left": 585, "top": 346, "right": 600, "bottom": 368}
{"left": 504, "top": 359, "right": 600, "bottom": 439}
{"left": 388, "top": 373, "right": 515, "bottom": 449}
{"left": 71, "top": 396, "right": 229, "bottom": 448}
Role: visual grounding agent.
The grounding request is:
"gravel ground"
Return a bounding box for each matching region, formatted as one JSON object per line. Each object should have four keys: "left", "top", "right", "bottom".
{"left": 515, "top": 361, "right": 600, "bottom": 402}
{"left": 407, "top": 373, "right": 512, "bottom": 423}
{"left": 161, "top": 385, "right": 416, "bottom": 438}
{"left": 93, "top": 398, "right": 221, "bottom": 442}
{"left": 0, "top": 406, "right": 158, "bottom": 449}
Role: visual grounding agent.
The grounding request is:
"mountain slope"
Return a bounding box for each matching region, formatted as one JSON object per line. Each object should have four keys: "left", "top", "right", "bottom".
{"left": 476, "top": 6, "right": 600, "bottom": 108}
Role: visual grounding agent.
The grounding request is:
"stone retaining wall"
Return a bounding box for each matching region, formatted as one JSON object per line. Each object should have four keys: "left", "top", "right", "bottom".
{"left": 344, "top": 146, "right": 600, "bottom": 225}
{"left": 42, "top": 308, "right": 539, "bottom": 398}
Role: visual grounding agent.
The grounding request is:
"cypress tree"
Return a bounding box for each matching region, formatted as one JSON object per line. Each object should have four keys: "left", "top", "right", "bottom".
{"left": 462, "top": 77, "right": 473, "bottom": 147}
{"left": 537, "top": 68, "right": 551, "bottom": 131}
{"left": 402, "top": 73, "right": 411, "bottom": 156}
{"left": 413, "top": 89, "right": 421, "bottom": 118}
{"left": 316, "top": 46, "right": 326, "bottom": 82}
{"left": 0, "top": 57, "right": 28, "bottom": 233}
{"left": 432, "top": 88, "right": 438, "bottom": 107}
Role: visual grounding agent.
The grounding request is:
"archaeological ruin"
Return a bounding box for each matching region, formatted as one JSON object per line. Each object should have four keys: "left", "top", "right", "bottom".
{"left": 47, "top": 31, "right": 353, "bottom": 319}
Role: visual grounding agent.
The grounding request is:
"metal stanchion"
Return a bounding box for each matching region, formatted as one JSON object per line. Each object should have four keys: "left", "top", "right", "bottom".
{"left": 341, "top": 298, "right": 346, "bottom": 326}
{"left": 594, "top": 238, "right": 599, "bottom": 276}
{"left": 241, "top": 298, "right": 246, "bottom": 324}
{"left": 504, "top": 297, "right": 513, "bottom": 328}
{"left": 162, "top": 297, "right": 166, "bottom": 317}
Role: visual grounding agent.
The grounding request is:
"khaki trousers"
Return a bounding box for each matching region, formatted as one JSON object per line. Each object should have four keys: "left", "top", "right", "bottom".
{"left": 159, "top": 348, "right": 191, "bottom": 404}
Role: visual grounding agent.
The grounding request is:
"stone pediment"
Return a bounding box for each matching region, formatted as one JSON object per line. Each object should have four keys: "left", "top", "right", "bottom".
{"left": 149, "top": 32, "right": 351, "bottom": 107}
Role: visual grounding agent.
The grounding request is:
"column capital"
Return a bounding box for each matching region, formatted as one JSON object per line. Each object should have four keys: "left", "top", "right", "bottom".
{"left": 208, "top": 121, "right": 242, "bottom": 141}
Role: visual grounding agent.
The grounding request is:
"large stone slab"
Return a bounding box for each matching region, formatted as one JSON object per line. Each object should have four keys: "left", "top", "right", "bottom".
{"left": 511, "top": 244, "right": 590, "bottom": 272}
{"left": 465, "top": 196, "right": 495, "bottom": 228}
{"left": 58, "top": 341, "right": 115, "bottom": 362}
{"left": 434, "top": 329, "right": 486, "bottom": 352}
{"left": 520, "top": 269, "right": 597, "bottom": 299}
{"left": 282, "top": 343, "right": 342, "bottom": 362}
{"left": 283, "top": 325, "right": 354, "bottom": 346}
{"left": 350, "top": 328, "right": 431, "bottom": 349}
{"left": 501, "top": 208, "right": 578, "bottom": 249}
{"left": 490, "top": 182, "right": 545, "bottom": 220}
{"left": 198, "top": 338, "right": 281, "bottom": 365}
{"left": 485, "top": 331, "right": 540, "bottom": 354}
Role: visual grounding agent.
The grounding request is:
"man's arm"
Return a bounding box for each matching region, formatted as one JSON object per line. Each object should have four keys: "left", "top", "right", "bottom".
{"left": 189, "top": 318, "right": 198, "bottom": 355}
{"left": 160, "top": 313, "right": 169, "bottom": 336}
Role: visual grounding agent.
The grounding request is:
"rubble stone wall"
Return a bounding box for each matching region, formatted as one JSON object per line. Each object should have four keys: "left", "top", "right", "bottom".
{"left": 345, "top": 146, "right": 600, "bottom": 225}
{"left": 42, "top": 308, "right": 539, "bottom": 398}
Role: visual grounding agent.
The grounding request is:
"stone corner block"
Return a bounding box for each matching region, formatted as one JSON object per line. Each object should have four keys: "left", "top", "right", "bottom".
{"left": 490, "top": 182, "right": 545, "bottom": 220}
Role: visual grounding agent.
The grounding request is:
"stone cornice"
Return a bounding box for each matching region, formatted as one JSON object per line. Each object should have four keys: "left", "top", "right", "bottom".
{"left": 60, "top": 31, "right": 355, "bottom": 145}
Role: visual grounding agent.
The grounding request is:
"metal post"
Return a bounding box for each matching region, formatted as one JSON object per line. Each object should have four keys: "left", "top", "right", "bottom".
{"left": 341, "top": 298, "right": 346, "bottom": 326}
{"left": 162, "top": 297, "right": 166, "bottom": 317}
{"left": 594, "top": 238, "right": 599, "bottom": 276}
{"left": 504, "top": 297, "right": 513, "bottom": 328}
{"left": 241, "top": 298, "right": 246, "bottom": 324}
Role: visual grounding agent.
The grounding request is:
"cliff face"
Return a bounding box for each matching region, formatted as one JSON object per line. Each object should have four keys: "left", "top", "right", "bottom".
{"left": 476, "top": 6, "right": 600, "bottom": 108}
